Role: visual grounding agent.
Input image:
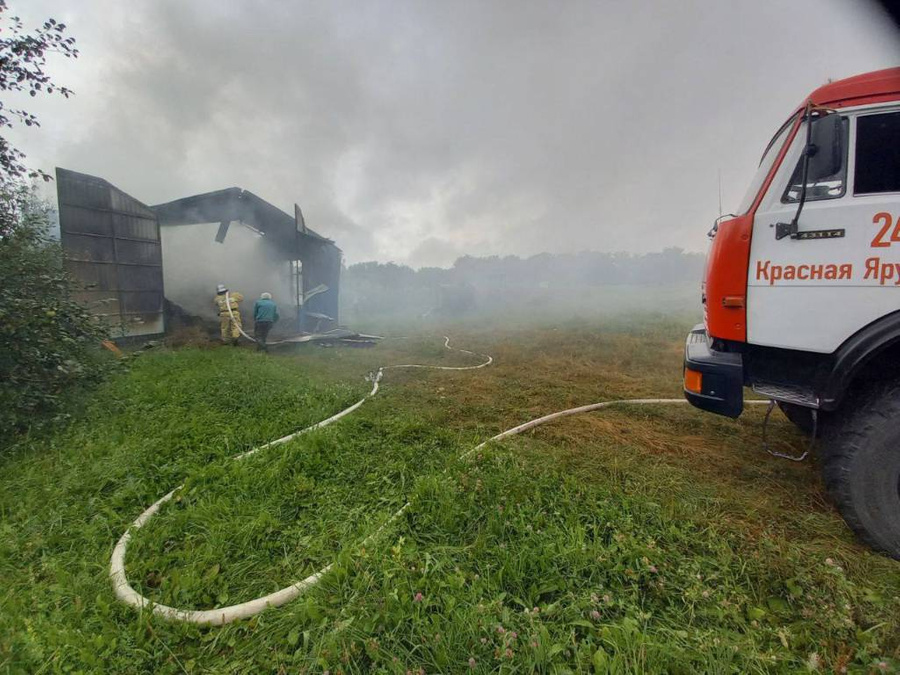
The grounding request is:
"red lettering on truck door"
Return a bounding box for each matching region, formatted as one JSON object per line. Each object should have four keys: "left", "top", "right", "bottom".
{"left": 871, "top": 212, "right": 894, "bottom": 247}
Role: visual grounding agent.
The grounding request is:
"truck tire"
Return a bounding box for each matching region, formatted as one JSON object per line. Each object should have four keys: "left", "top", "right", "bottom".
{"left": 821, "top": 385, "right": 900, "bottom": 560}
{"left": 777, "top": 402, "right": 816, "bottom": 435}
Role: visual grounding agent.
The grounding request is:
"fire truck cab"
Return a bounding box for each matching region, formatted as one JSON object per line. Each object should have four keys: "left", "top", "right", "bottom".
{"left": 684, "top": 68, "right": 900, "bottom": 559}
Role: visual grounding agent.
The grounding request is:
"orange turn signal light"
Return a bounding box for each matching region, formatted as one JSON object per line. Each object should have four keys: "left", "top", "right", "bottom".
{"left": 684, "top": 368, "right": 703, "bottom": 394}
{"left": 722, "top": 295, "right": 745, "bottom": 308}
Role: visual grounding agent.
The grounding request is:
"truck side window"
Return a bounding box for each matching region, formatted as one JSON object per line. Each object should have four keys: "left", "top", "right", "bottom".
{"left": 782, "top": 117, "right": 849, "bottom": 203}
{"left": 855, "top": 111, "right": 900, "bottom": 195}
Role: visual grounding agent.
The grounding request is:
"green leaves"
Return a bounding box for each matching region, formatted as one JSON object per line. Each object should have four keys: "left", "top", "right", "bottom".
{"left": 747, "top": 606, "right": 767, "bottom": 622}
{"left": 0, "top": 8, "right": 78, "bottom": 180}
{"left": 0, "top": 184, "right": 111, "bottom": 439}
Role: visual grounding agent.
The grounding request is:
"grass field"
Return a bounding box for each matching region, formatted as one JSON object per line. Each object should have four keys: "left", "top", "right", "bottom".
{"left": 2, "top": 316, "right": 899, "bottom": 674}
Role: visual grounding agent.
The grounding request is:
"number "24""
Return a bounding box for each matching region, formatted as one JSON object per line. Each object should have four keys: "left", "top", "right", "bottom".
{"left": 871, "top": 212, "right": 900, "bottom": 247}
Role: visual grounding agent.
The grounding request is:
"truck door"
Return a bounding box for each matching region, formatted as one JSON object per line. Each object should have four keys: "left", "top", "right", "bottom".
{"left": 746, "top": 107, "right": 900, "bottom": 353}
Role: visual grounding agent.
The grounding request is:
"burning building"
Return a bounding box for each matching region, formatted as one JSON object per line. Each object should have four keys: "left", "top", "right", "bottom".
{"left": 56, "top": 168, "right": 342, "bottom": 339}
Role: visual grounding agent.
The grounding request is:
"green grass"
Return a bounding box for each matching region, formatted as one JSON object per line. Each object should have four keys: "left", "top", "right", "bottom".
{"left": 1, "top": 318, "right": 899, "bottom": 673}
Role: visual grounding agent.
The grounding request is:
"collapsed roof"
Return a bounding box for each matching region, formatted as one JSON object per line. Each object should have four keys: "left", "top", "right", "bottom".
{"left": 151, "top": 188, "right": 342, "bottom": 331}
{"left": 152, "top": 187, "right": 337, "bottom": 257}
{"left": 57, "top": 168, "right": 342, "bottom": 338}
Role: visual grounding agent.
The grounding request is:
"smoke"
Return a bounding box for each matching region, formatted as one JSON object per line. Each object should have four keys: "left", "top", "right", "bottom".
{"left": 342, "top": 249, "right": 707, "bottom": 328}
{"left": 8, "top": 0, "right": 900, "bottom": 267}
{"left": 161, "top": 223, "right": 294, "bottom": 328}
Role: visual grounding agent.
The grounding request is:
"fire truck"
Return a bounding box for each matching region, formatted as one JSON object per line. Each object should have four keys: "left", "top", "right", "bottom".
{"left": 683, "top": 68, "right": 900, "bottom": 559}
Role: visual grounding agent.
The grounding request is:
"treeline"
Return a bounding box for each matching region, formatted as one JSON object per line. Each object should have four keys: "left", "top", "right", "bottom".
{"left": 341, "top": 247, "right": 705, "bottom": 322}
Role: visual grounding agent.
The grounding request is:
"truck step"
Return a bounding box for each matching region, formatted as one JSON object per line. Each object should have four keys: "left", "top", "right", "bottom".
{"left": 751, "top": 382, "right": 819, "bottom": 408}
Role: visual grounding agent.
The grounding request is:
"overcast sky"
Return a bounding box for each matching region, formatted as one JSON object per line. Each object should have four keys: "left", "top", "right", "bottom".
{"left": 8, "top": 1, "right": 900, "bottom": 267}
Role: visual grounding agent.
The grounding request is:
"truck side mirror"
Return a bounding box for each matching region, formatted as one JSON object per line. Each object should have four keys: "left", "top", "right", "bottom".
{"left": 807, "top": 113, "right": 844, "bottom": 181}
{"left": 775, "top": 110, "right": 847, "bottom": 240}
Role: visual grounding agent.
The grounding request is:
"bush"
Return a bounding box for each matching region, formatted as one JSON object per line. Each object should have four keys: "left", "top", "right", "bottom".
{"left": 0, "top": 183, "right": 110, "bottom": 437}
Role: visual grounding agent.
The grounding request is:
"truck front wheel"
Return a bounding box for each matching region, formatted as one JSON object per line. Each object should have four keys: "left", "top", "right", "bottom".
{"left": 822, "top": 386, "right": 900, "bottom": 560}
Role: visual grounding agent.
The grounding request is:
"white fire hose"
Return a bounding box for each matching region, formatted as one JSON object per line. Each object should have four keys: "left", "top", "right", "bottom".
{"left": 222, "top": 291, "right": 350, "bottom": 347}
{"left": 110, "top": 336, "right": 767, "bottom": 625}
{"left": 223, "top": 291, "right": 270, "bottom": 344}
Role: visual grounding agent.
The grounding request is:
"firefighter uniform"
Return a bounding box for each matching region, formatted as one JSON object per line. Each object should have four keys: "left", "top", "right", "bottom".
{"left": 214, "top": 290, "right": 244, "bottom": 343}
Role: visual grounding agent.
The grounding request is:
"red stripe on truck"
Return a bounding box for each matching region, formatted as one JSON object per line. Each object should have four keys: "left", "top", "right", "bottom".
{"left": 707, "top": 114, "right": 803, "bottom": 342}
{"left": 705, "top": 213, "right": 752, "bottom": 342}
{"left": 806, "top": 67, "right": 900, "bottom": 110}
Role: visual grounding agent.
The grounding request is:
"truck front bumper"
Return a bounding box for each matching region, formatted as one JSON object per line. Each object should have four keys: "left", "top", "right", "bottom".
{"left": 683, "top": 324, "right": 744, "bottom": 418}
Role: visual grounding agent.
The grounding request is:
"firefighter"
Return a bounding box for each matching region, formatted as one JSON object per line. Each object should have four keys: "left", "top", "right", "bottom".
{"left": 253, "top": 292, "right": 279, "bottom": 352}
{"left": 214, "top": 284, "right": 244, "bottom": 345}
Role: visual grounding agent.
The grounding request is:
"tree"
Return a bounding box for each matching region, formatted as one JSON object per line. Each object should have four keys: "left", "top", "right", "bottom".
{"left": 0, "top": 185, "right": 108, "bottom": 436}
{"left": 0, "top": 5, "right": 102, "bottom": 440}
{"left": 0, "top": 1, "right": 78, "bottom": 183}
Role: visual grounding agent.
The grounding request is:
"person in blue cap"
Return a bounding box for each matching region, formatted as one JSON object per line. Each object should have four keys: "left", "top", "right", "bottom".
{"left": 253, "top": 292, "right": 279, "bottom": 352}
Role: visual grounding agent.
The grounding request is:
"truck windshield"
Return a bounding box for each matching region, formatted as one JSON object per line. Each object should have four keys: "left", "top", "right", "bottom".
{"left": 737, "top": 114, "right": 797, "bottom": 214}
